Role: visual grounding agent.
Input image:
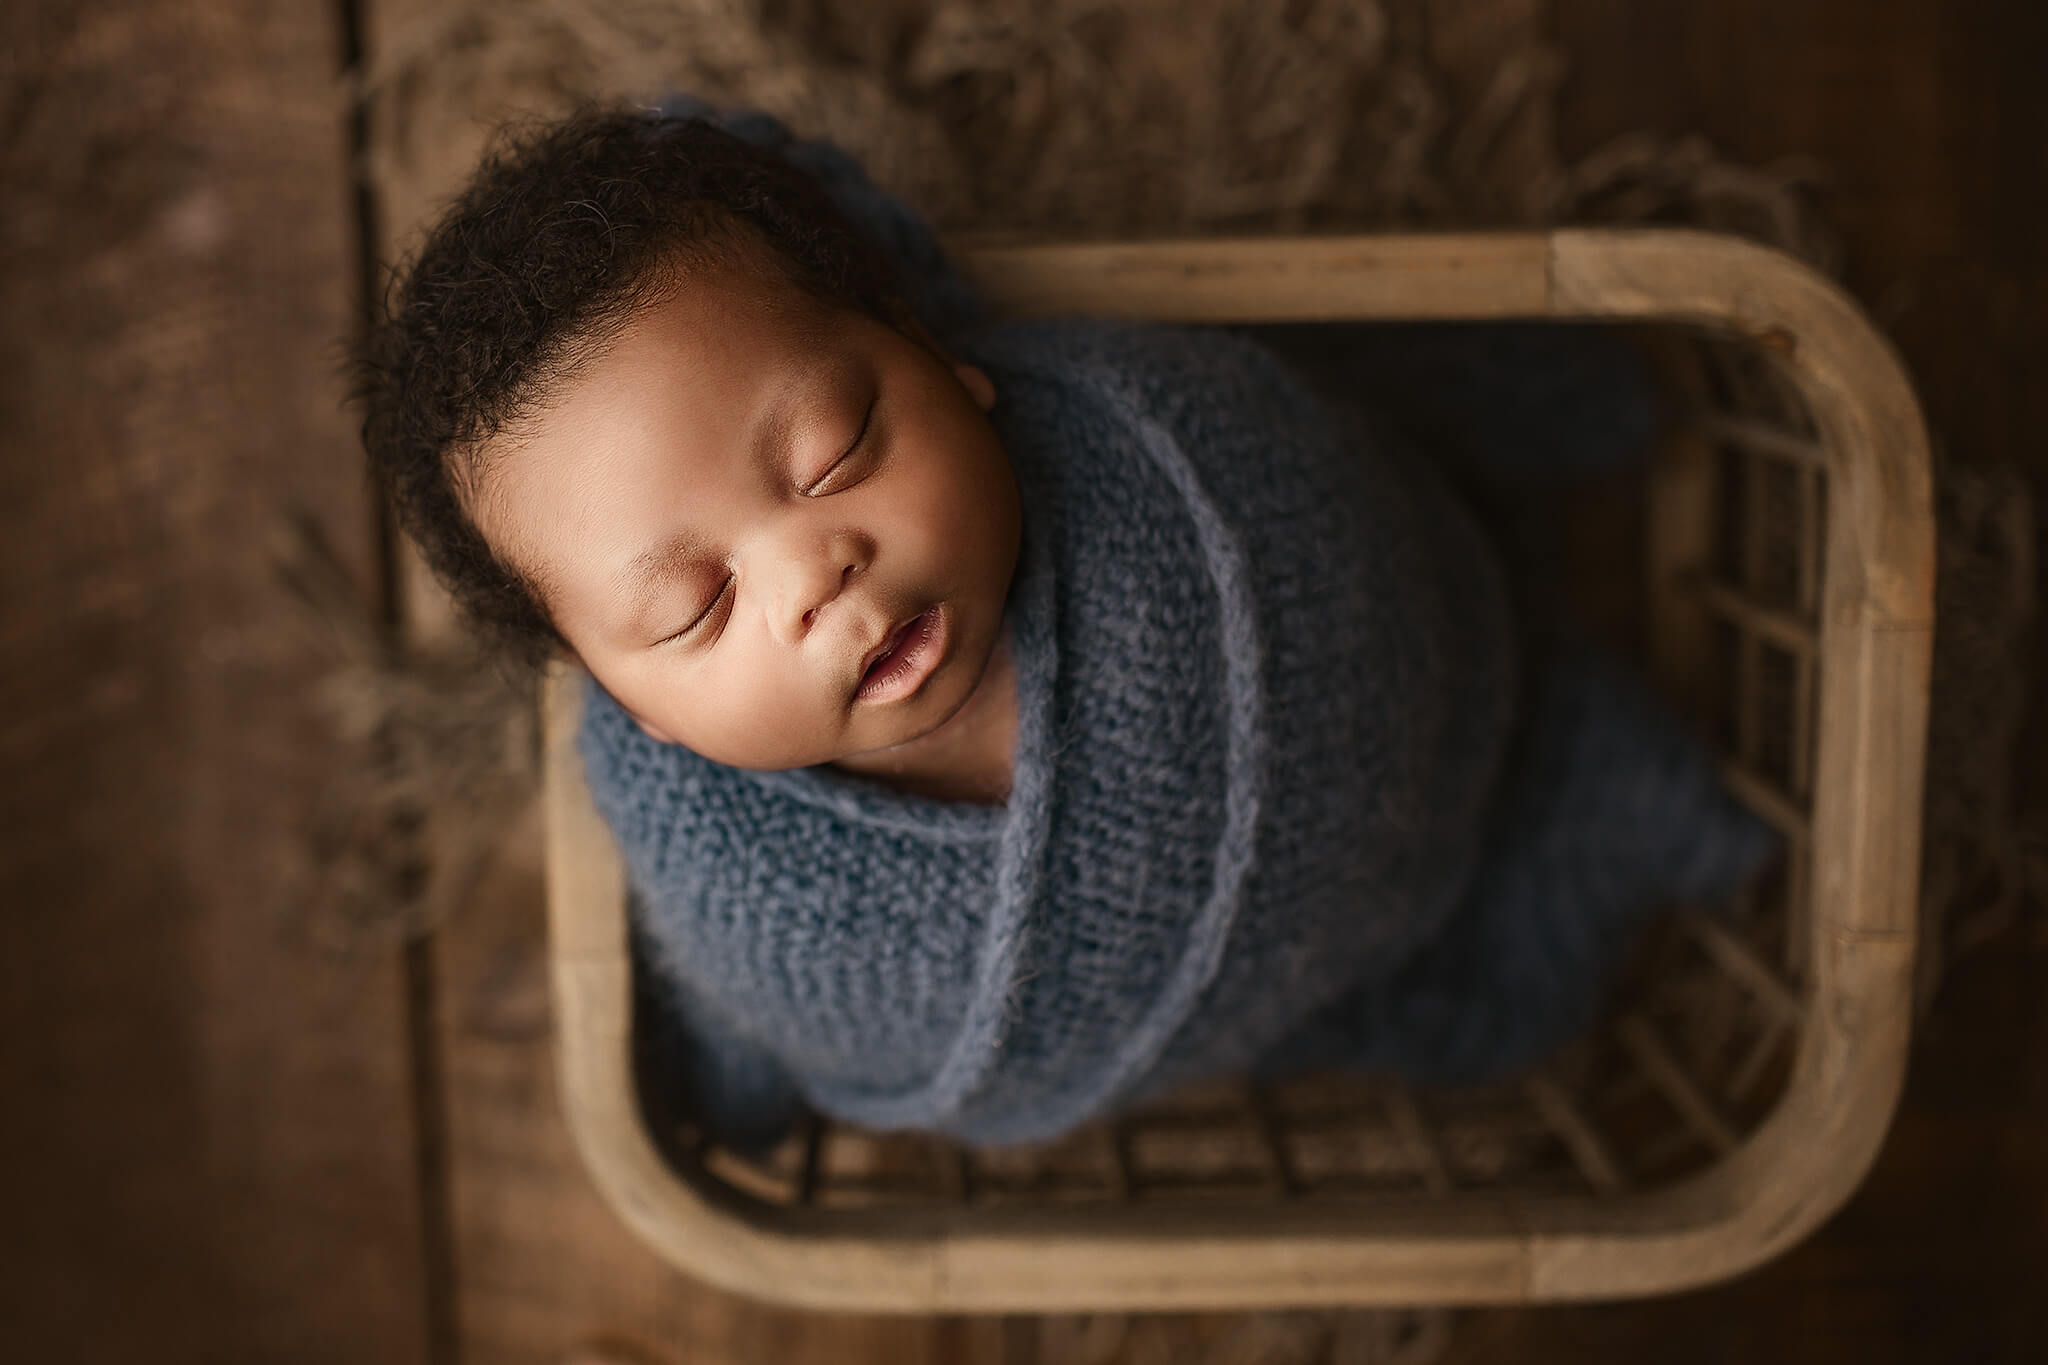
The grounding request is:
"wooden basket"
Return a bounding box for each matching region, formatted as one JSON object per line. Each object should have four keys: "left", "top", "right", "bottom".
{"left": 541, "top": 228, "right": 1933, "bottom": 1312}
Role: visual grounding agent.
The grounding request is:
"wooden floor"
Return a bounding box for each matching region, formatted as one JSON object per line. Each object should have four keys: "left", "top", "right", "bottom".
{"left": 3, "top": 1, "right": 2042, "bottom": 1362}
{"left": 0, "top": 5, "right": 429, "bottom": 1363}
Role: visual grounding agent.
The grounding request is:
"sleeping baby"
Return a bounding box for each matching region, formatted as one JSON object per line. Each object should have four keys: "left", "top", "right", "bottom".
{"left": 356, "top": 101, "right": 1771, "bottom": 1149}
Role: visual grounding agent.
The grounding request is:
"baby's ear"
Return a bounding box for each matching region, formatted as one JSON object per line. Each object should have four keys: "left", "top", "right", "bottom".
{"left": 903, "top": 313, "right": 996, "bottom": 412}
{"left": 952, "top": 361, "right": 996, "bottom": 412}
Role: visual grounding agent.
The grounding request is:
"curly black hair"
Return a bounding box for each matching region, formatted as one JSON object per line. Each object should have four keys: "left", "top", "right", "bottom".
{"left": 353, "top": 107, "right": 911, "bottom": 666}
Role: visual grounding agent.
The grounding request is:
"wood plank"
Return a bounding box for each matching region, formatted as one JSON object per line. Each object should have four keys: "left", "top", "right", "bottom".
{"left": 0, "top": 3, "right": 429, "bottom": 1362}
{"left": 963, "top": 235, "right": 1551, "bottom": 321}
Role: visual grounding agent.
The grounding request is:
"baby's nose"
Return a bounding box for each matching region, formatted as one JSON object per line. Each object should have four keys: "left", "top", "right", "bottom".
{"left": 770, "top": 540, "right": 867, "bottom": 644}
{"left": 794, "top": 563, "right": 859, "bottom": 632}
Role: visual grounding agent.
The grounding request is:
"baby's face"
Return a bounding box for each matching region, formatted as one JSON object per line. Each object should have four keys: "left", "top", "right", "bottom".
{"left": 473, "top": 262, "right": 1020, "bottom": 770}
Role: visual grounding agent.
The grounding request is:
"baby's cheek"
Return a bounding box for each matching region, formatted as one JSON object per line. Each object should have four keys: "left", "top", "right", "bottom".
{"left": 904, "top": 453, "right": 1006, "bottom": 572}
{"left": 709, "top": 658, "right": 847, "bottom": 769}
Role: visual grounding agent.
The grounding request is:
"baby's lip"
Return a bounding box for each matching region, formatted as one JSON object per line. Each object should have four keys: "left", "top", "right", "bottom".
{"left": 852, "top": 605, "right": 947, "bottom": 704}
{"left": 856, "top": 612, "right": 916, "bottom": 681}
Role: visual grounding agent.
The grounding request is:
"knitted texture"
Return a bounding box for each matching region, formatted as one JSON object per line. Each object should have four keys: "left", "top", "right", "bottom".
{"left": 577, "top": 106, "right": 1774, "bottom": 1147}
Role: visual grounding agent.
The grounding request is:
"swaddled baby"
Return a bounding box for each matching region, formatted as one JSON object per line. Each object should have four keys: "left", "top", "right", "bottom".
{"left": 357, "top": 102, "right": 1771, "bottom": 1149}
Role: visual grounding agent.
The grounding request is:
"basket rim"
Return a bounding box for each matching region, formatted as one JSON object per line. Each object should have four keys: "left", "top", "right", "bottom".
{"left": 542, "top": 227, "right": 1933, "bottom": 1312}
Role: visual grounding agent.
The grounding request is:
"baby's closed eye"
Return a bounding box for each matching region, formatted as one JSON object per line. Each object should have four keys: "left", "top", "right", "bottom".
{"left": 801, "top": 394, "right": 879, "bottom": 497}
{"left": 656, "top": 575, "right": 733, "bottom": 647}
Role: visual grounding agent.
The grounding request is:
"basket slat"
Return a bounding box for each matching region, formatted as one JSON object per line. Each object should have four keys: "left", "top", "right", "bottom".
{"left": 1691, "top": 579, "right": 1819, "bottom": 658}
{"left": 1522, "top": 1075, "right": 1630, "bottom": 1195}
{"left": 1383, "top": 1086, "right": 1456, "bottom": 1196}
{"left": 1699, "top": 414, "right": 1829, "bottom": 471}
{"left": 1679, "top": 913, "right": 1804, "bottom": 1027}
{"left": 1616, "top": 1016, "right": 1742, "bottom": 1155}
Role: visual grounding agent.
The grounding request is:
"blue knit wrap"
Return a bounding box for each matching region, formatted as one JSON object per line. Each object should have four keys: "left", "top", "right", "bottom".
{"left": 576, "top": 104, "right": 1773, "bottom": 1148}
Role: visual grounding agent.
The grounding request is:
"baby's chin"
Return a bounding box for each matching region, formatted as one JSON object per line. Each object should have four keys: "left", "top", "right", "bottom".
{"left": 819, "top": 630, "right": 1003, "bottom": 777}
{"left": 833, "top": 706, "right": 963, "bottom": 767}
{"left": 662, "top": 675, "right": 970, "bottom": 772}
{"left": 838, "top": 677, "right": 981, "bottom": 763}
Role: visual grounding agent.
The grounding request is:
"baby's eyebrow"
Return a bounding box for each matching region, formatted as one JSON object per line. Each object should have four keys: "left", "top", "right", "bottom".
{"left": 617, "top": 532, "right": 700, "bottom": 597}
{"left": 754, "top": 350, "right": 861, "bottom": 468}
{"left": 747, "top": 377, "right": 807, "bottom": 480}
{"left": 610, "top": 532, "right": 706, "bottom": 637}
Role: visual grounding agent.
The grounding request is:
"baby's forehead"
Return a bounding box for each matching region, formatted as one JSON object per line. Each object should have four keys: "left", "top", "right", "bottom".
{"left": 648, "top": 231, "right": 860, "bottom": 328}
{"left": 535, "top": 261, "right": 837, "bottom": 405}
{"left": 472, "top": 271, "right": 876, "bottom": 510}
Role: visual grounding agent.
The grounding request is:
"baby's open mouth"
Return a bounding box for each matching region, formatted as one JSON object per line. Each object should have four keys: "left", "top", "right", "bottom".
{"left": 855, "top": 607, "right": 946, "bottom": 704}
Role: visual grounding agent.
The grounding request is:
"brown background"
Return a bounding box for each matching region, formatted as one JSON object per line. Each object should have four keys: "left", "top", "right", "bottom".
{"left": 2, "top": 2, "right": 2042, "bottom": 1362}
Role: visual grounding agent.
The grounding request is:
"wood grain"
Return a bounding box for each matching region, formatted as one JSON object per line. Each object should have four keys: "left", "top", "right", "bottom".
{"left": 962, "top": 234, "right": 1551, "bottom": 321}
{"left": 0, "top": 3, "right": 429, "bottom": 1361}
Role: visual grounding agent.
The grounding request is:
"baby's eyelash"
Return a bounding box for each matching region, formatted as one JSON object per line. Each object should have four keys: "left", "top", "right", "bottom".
{"left": 659, "top": 577, "right": 732, "bottom": 646}
{"left": 803, "top": 399, "right": 875, "bottom": 496}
